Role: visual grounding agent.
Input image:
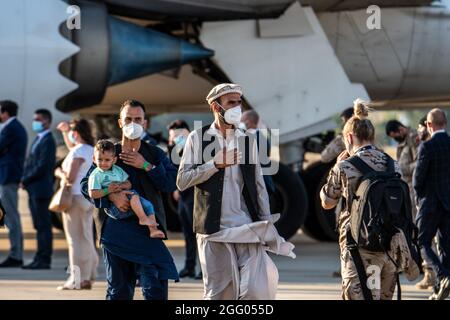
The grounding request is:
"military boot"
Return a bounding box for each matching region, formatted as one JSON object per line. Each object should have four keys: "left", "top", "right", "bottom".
{"left": 416, "top": 267, "right": 436, "bottom": 290}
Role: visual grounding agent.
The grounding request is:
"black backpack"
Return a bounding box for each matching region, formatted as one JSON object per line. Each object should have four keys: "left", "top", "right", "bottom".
{"left": 345, "top": 153, "right": 418, "bottom": 300}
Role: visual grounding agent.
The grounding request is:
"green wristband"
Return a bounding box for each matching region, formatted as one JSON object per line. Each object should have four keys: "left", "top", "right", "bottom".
{"left": 142, "top": 161, "right": 150, "bottom": 171}
{"left": 103, "top": 188, "right": 109, "bottom": 196}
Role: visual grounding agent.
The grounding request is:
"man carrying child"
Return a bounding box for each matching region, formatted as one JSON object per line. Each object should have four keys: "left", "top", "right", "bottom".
{"left": 81, "top": 99, "right": 179, "bottom": 300}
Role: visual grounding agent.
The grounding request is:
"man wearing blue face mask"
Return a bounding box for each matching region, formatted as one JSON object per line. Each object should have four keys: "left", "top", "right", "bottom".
{"left": 167, "top": 120, "right": 201, "bottom": 279}
{"left": 21, "top": 109, "right": 56, "bottom": 269}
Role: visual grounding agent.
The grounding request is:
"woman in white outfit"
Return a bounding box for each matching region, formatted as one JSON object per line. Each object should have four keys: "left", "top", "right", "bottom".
{"left": 54, "top": 119, "right": 98, "bottom": 290}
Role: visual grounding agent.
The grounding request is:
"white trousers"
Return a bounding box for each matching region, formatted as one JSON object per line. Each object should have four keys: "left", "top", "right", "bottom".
{"left": 62, "top": 195, "right": 99, "bottom": 282}
{"left": 196, "top": 218, "right": 295, "bottom": 300}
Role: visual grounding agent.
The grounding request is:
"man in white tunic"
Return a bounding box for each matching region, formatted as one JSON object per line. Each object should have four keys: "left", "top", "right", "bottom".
{"left": 176, "top": 84, "right": 295, "bottom": 300}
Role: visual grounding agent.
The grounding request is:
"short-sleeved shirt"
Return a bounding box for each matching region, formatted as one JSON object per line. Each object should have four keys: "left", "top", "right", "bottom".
{"left": 62, "top": 143, "right": 94, "bottom": 195}
{"left": 88, "top": 164, "right": 129, "bottom": 191}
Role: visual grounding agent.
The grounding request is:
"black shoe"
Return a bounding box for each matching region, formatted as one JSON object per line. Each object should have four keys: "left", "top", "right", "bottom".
{"left": 179, "top": 268, "right": 195, "bottom": 278}
{"left": 194, "top": 271, "right": 203, "bottom": 280}
{"left": 0, "top": 257, "right": 23, "bottom": 268}
{"left": 434, "top": 276, "right": 450, "bottom": 300}
{"left": 22, "top": 261, "right": 51, "bottom": 270}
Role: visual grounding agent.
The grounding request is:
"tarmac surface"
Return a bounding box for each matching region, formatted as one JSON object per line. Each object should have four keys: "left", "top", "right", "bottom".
{"left": 0, "top": 190, "right": 436, "bottom": 300}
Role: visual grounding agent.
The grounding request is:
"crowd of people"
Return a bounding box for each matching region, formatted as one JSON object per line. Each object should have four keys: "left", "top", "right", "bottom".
{"left": 0, "top": 83, "right": 449, "bottom": 301}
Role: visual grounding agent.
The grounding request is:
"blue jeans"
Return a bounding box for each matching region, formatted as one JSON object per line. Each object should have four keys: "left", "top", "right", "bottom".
{"left": 105, "top": 190, "right": 155, "bottom": 220}
{"left": 103, "top": 248, "right": 168, "bottom": 300}
{"left": 416, "top": 201, "right": 450, "bottom": 280}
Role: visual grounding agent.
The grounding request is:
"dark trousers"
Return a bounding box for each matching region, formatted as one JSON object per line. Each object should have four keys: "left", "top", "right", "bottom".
{"left": 178, "top": 192, "right": 196, "bottom": 271}
{"left": 103, "top": 248, "right": 168, "bottom": 300}
{"left": 28, "top": 196, "right": 52, "bottom": 264}
{"left": 416, "top": 201, "right": 450, "bottom": 280}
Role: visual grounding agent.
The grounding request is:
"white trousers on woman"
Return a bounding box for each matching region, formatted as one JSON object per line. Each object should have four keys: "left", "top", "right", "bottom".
{"left": 62, "top": 195, "right": 99, "bottom": 283}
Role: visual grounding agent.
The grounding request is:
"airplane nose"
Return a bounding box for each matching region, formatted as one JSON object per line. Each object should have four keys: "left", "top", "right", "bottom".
{"left": 108, "top": 16, "right": 214, "bottom": 85}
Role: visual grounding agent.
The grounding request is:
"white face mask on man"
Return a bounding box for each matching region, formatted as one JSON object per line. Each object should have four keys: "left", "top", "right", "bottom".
{"left": 217, "top": 103, "right": 242, "bottom": 126}
{"left": 122, "top": 122, "right": 144, "bottom": 140}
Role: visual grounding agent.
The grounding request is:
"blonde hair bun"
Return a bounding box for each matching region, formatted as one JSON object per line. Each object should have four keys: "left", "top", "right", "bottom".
{"left": 353, "top": 98, "right": 371, "bottom": 119}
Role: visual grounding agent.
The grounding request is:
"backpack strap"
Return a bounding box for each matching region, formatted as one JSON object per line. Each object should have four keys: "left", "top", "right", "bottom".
{"left": 346, "top": 156, "right": 374, "bottom": 176}
{"left": 346, "top": 229, "right": 373, "bottom": 300}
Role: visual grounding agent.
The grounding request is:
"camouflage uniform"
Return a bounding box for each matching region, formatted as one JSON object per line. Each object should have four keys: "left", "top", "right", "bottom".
{"left": 320, "top": 147, "right": 404, "bottom": 300}
{"left": 321, "top": 134, "right": 345, "bottom": 163}
{"left": 396, "top": 128, "right": 419, "bottom": 219}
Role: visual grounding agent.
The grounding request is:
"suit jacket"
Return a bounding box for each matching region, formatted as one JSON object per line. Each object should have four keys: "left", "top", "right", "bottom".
{"left": 22, "top": 132, "right": 56, "bottom": 199}
{"left": 0, "top": 118, "right": 28, "bottom": 185}
{"left": 413, "top": 131, "right": 450, "bottom": 212}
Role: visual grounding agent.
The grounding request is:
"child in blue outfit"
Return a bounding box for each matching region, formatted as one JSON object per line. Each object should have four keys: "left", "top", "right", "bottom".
{"left": 88, "top": 140, "right": 164, "bottom": 238}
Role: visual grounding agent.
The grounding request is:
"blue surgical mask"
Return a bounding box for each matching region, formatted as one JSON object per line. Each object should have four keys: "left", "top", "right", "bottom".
{"left": 174, "top": 135, "right": 186, "bottom": 147}
{"left": 32, "top": 120, "right": 44, "bottom": 133}
{"left": 68, "top": 131, "right": 77, "bottom": 144}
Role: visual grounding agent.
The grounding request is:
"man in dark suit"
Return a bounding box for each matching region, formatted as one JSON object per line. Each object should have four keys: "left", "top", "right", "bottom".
{"left": 0, "top": 101, "right": 28, "bottom": 268}
{"left": 413, "top": 108, "right": 450, "bottom": 300}
{"left": 166, "top": 120, "right": 201, "bottom": 279}
{"left": 20, "top": 109, "right": 56, "bottom": 269}
{"left": 241, "top": 110, "right": 276, "bottom": 195}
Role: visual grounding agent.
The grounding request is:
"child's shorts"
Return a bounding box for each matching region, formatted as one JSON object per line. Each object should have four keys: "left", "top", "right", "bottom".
{"left": 105, "top": 189, "right": 155, "bottom": 220}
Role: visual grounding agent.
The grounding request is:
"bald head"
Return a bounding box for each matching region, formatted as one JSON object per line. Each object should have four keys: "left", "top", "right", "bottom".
{"left": 241, "top": 110, "right": 259, "bottom": 130}
{"left": 427, "top": 108, "right": 447, "bottom": 134}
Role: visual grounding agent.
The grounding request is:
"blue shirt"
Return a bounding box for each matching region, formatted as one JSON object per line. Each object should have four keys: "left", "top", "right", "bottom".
{"left": 88, "top": 164, "right": 129, "bottom": 190}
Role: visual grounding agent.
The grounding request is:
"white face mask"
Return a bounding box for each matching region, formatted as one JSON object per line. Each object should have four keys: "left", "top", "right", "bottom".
{"left": 122, "top": 122, "right": 143, "bottom": 140}
{"left": 218, "top": 104, "right": 242, "bottom": 126}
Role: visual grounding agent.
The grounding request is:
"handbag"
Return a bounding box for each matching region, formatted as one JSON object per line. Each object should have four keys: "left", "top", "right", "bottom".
{"left": 49, "top": 182, "right": 73, "bottom": 212}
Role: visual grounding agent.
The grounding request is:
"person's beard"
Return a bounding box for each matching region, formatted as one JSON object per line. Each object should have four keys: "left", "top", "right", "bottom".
{"left": 394, "top": 135, "right": 406, "bottom": 143}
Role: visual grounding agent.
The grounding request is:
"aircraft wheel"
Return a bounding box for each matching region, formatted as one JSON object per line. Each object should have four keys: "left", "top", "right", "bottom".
{"left": 271, "top": 162, "right": 308, "bottom": 240}
{"left": 301, "top": 161, "right": 339, "bottom": 242}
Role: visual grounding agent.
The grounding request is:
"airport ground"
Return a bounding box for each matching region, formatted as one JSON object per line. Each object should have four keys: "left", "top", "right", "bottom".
{"left": 0, "top": 190, "right": 436, "bottom": 300}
